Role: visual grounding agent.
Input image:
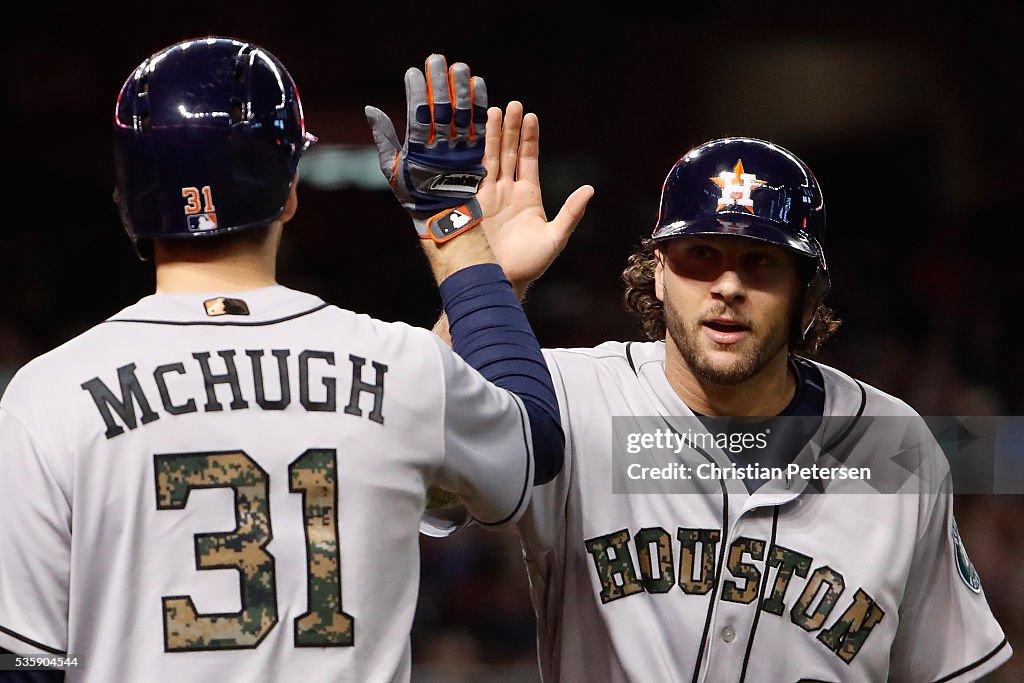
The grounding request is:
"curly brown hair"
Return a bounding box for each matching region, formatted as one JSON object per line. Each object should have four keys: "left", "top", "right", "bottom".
{"left": 622, "top": 239, "right": 841, "bottom": 356}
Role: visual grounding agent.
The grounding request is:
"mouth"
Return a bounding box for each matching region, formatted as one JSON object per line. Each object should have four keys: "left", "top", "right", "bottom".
{"left": 701, "top": 318, "right": 750, "bottom": 345}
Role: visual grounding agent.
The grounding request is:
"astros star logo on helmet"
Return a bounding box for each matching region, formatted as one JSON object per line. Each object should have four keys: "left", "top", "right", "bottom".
{"left": 711, "top": 159, "right": 765, "bottom": 212}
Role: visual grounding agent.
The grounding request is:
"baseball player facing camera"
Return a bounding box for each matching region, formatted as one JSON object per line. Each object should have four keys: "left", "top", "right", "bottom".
{"left": 414, "top": 102, "right": 1012, "bottom": 680}
{"left": 0, "top": 40, "right": 563, "bottom": 682}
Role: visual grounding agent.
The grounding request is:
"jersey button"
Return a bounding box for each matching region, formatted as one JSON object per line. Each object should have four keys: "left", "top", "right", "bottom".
{"left": 721, "top": 626, "right": 736, "bottom": 643}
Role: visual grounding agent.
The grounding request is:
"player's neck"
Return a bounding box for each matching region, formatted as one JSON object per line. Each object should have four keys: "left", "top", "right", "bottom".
{"left": 155, "top": 259, "right": 277, "bottom": 293}
{"left": 664, "top": 343, "right": 795, "bottom": 417}
{"left": 153, "top": 227, "right": 281, "bottom": 294}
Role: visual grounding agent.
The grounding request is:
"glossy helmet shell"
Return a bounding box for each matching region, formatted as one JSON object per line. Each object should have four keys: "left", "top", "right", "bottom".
{"left": 113, "top": 37, "right": 316, "bottom": 255}
{"left": 651, "top": 137, "right": 828, "bottom": 299}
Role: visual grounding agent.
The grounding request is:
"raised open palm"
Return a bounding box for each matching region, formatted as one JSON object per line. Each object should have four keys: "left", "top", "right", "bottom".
{"left": 476, "top": 101, "right": 594, "bottom": 296}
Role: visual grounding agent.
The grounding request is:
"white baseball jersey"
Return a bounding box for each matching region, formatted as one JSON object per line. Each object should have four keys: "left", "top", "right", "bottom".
{"left": 0, "top": 285, "right": 533, "bottom": 683}
{"left": 513, "top": 340, "right": 1009, "bottom": 683}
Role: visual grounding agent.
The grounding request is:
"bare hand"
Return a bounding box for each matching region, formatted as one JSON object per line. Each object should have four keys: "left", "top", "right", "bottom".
{"left": 477, "top": 101, "right": 594, "bottom": 297}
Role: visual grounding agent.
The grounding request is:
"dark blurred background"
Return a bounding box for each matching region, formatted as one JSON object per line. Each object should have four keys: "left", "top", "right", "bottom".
{"left": 3, "top": 1, "right": 1020, "bottom": 680}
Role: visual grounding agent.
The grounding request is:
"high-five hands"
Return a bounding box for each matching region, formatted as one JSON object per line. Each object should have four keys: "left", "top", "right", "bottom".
{"left": 367, "top": 54, "right": 594, "bottom": 294}
{"left": 476, "top": 102, "right": 594, "bottom": 298}
{"left": 365, "top": 54, "right": 488, "bottom": 243}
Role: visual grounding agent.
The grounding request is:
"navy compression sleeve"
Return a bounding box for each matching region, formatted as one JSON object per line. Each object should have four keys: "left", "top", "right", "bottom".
{"left": 439, "top": 263, "right": 564, "bottom": 485}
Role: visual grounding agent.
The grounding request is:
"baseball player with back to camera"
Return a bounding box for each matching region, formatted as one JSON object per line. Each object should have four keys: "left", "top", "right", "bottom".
{"left": 0, "top": 40, "right": 565, "bottom": 682}
{"left": 380, "top": 98, "right": 1013, "bottom": 681}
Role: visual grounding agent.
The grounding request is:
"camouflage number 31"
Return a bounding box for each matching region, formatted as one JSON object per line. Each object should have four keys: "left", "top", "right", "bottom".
{"left": 155, "top": 449, "right": 354, "bottom": 651}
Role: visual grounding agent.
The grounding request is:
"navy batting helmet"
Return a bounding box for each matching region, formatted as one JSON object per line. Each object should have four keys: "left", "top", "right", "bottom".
{"left": 651, "top": 137, "right": 829, "bottom": 306}
{"left": 113, "top": 37, "right": 316, "bottom": 258}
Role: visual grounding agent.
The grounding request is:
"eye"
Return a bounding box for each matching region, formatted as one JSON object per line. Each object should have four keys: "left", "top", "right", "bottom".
{"left": 747, "top": 251, "right": 776, "bottom": 267}
{"left": 690, "top": 244, "right": 716, "bottom": 259}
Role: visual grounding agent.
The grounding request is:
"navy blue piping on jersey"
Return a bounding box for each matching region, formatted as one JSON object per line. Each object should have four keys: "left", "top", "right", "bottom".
{"left": 623, "top": 343, "right": 730, "bottom": 682}
{"left": 641, "top": 417, "right": 727, "bottom": 683}
{"left": 0, "top": 629, "right": 64, "bottom": 656}
{"left": 439, "top": 263, "right": 564, "bottom": 485}
{"left": 820, "top": 379, "right": 867, "bottom": 452}
{"left": 739, "top": 507, "right": 779, "bottom": 683}
{"left": 932, "top": 638, "right": 1009, "bottom": 683}
{"left": 625, "top": 341, "right": 638, "bottom": 375}
{"left": 475, "top": 399, "right": 532, "bottom": 528}
{"left": 675, "top": 429, "right": 729, "bottom": 683}
{"left": 106, "top": 302, "right": 330, "bottom": 326}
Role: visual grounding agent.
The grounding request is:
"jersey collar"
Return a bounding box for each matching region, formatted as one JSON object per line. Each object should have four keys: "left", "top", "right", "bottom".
{"left": 106, "top": 285, "right": 328, "bottom": 326}
{"left": 629, "top": 341, "right": 821, "bottom": 508}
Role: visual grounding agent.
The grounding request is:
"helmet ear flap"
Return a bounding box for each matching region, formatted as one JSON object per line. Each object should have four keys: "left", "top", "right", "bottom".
{"left": 799, "top": 270, "right": 829, "bottom": 340}
{"left": 111, "top": 185, "right": 148, "bottom": 261}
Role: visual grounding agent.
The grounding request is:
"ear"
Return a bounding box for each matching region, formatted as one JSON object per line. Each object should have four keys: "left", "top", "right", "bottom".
{"left": 654, "top": 248, "right": 665, "bottom": 302}
{"left": 800, "top": 298, "right": 817, "bottom": 337}
{"left": 279, "top": 179, "right": 299, "bottom": 224}
{"left": 799, "top": 276, "right": 827, "bottom": 338}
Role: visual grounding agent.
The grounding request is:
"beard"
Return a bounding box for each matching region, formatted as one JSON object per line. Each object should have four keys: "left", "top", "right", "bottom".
{"left": 665, "top": 292, "right": 792, "bottom": 386}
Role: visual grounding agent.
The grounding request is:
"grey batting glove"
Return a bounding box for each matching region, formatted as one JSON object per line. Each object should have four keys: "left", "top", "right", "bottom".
{"left": 365, "top": 54, "right": 488, "bottom": 243}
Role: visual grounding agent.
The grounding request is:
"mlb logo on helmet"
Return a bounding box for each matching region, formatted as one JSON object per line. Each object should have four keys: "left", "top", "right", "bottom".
{"left": 181, "top": 185, "right": 219, "bottom": 232}
{"left": 187, "top": 213, "right": 219, "bottom": 232}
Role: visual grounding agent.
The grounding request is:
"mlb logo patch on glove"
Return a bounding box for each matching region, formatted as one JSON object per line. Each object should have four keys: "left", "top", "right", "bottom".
{"left": 426, "top": 199, "right": 483, "bottom": 243}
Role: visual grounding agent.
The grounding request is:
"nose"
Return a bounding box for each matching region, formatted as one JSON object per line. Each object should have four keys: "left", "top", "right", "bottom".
{"left": 710, "top": 267, "right": 746, "bottom": 304}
